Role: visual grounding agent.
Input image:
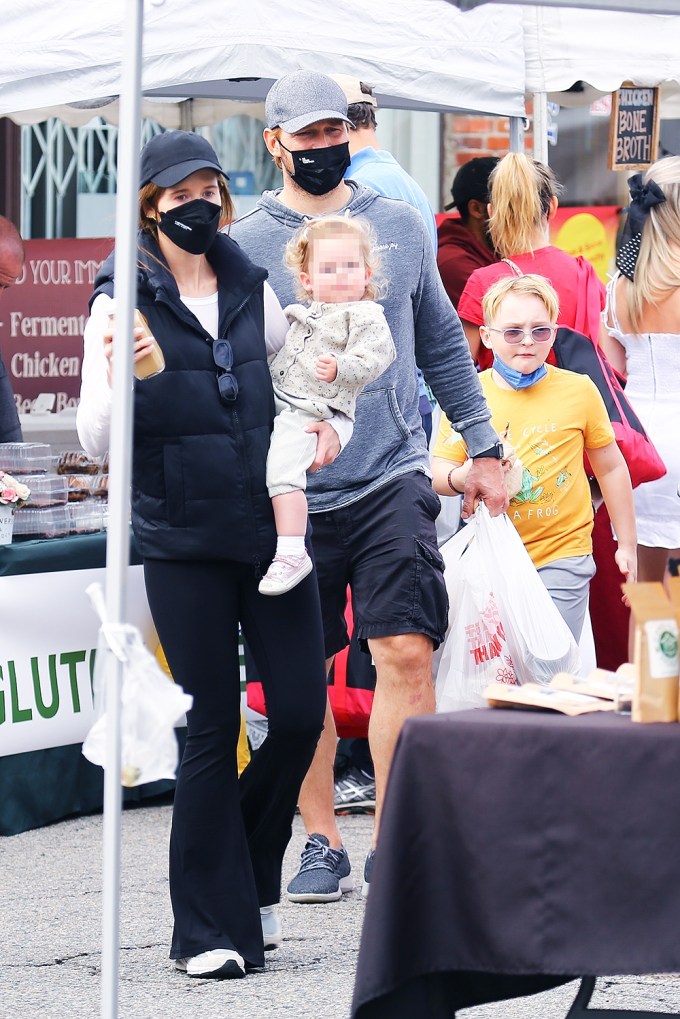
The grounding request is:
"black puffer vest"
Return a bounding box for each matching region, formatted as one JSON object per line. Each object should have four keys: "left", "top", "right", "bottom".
{"left": 91, "top": 231, "right": 276, "bottom": 569}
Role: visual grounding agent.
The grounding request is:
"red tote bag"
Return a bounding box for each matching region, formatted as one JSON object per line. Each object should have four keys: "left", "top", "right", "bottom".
{"left": 553, "top": 326, "right": 666, "bottom": 489}
{"left": 245, "top": 588, "right": 375, "bottom": 738}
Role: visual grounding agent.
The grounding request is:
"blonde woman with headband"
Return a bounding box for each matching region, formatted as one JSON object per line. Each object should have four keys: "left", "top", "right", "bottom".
{"left": 258, "top": 214, "right": 396, "bottom": 596}
{"left": 458, "top": 151, "right": 606, "bottom": 370}
{"left": 602, "top": 156, "right": 680, "bottom": 590}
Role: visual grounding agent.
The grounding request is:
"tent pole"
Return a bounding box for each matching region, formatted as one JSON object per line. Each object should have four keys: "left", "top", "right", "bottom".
{"left": 509, "top": 116, "right": 524, "bottom": 153}
{"left": 532, "top": 91, "right": 549, "bottom": 165}
{"left": 100, "top": 1, "right": 144, "bottom": 1017}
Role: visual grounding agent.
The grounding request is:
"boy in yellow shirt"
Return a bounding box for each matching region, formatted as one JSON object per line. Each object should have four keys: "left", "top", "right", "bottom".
{"left": 432, "top": 273, "right": 637, "bottom": 641}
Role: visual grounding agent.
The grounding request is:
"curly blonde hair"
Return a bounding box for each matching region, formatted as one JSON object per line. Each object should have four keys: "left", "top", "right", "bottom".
{"left": 284, "top": 214, "right": 385, "bottom": 302}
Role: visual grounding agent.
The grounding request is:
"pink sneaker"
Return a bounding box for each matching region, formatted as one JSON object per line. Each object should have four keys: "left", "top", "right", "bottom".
{"left": 258, "top": 551, "right": 313, "bottom": 596}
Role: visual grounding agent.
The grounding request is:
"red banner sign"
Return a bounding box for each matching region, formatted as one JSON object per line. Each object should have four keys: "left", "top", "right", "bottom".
{"left": 0, "top": 237, "right": 113, "bottom": 413}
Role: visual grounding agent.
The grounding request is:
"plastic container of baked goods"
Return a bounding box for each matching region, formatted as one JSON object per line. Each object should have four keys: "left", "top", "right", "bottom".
{"left": 62, "top": 474, "right": 95, "bottom": 502}
{"left": 12, "top": 505, "right": 70, "bottom": 541}
{"left": 21, "top": 473, "right": 69, "bottom": 508}
{"left": 68, "top": 500, "right": 105, "bottom": 535}
{"left": 55, "top": 450, "right": 101, "bottom": 475}
{"left": 0, "top": 442, "right": 52, "bottom": 475}
{"left": 91, "top": 473, "right": 109, "bottom": 499}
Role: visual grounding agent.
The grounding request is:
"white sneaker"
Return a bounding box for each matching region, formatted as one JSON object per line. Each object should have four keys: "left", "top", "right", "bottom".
{"left": 258, "top": 551, "right": 313, "bottom": 596}
{"left": 175, "top": 948, "right": 245, "bottom": 979}
{"left": 260, "top": 905, "right": 283, "bottom": 950}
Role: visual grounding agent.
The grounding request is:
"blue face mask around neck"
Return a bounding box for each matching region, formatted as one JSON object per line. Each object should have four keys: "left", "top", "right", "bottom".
{"left": 492, "top": 354, "right": 548, "bottom": 390}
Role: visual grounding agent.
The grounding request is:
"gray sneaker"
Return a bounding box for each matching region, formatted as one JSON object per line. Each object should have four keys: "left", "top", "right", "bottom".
{"left": 362, "top": 848, "right": 376, "bottom": 899}
{"left": 286, "top": 833, "right": 354, "bottom": 903}
{"left": 334, "top": 766, "right": 376, "bottom": 815}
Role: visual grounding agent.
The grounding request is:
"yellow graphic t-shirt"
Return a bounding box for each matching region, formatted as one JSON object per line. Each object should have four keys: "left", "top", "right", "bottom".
{"left": 433, "top": 365, "right": 615, "bottom": 568}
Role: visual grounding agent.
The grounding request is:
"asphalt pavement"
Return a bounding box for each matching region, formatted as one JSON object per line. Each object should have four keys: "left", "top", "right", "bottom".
{"left": 3, "top": 802, "right": 679, "bottom": 1019}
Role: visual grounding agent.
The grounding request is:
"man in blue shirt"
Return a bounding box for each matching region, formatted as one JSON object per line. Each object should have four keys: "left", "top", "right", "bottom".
{"left": 332, "top": 74, "right": 437, "bottom": 442}
{"left": 332, "top": 74, "right": 438, "bottom": 252}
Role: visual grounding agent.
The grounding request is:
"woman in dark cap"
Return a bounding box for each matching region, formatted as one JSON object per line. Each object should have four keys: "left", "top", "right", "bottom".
{"left": 77, "top": 130, "right": 329, "bottom": 979}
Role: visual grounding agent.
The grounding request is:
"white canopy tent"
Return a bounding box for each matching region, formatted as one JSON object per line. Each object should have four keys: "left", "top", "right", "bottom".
{"left": 523, "top": 7, "right": 680, "bottom": 95}
{"left": 447, "top": 0, "right": 680, "bottom": 12}
{"left": 0, "top": 0, "right": 527, "bottom": 123}
{"left": 521, "top": 6, "right": 680, "bottom": 159}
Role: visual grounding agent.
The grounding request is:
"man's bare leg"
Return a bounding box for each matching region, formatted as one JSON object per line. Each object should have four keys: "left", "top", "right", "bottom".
{"left": 288, "top": 658, "right": 356, "bottom": 902}
{"left": 367, "top": 632, "right": 435, "bottom": 846}
{"left": 296, "top": 667, "right": 344, "bottom": 850}
{"left": 297, "top": 635, "right": 434, "bottom": 846}
{"left": 291, "top": 634, "right": 433, "bottom": 900}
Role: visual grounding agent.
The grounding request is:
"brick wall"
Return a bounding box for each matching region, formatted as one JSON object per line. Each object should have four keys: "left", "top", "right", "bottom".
{"left": 440, "top": 104, "right": 534, "bottom": 210}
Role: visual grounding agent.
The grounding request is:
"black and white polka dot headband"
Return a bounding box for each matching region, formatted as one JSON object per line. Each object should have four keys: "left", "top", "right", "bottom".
{"left": 616, "top": 173, "right": 666, "bottom": 281}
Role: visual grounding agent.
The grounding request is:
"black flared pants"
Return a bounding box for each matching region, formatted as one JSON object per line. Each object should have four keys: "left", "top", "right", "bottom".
{"left": 143, "top": 558, "right": 327, "bottom": 969}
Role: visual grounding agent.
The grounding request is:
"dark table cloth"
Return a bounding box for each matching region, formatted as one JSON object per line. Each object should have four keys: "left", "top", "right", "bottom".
{"left": 0, "top": 532, "right": 178, "bottom": 837}
{"left": 352, "top": 709, "right": 680, "bottom": 1018}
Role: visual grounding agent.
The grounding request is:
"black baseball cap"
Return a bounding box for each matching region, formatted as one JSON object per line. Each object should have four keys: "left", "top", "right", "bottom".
{"left": 445, "top": 156, "right": 499, "bottom": 212}
{"left": 140, "top": 131, "right": 228, "bottom": 188}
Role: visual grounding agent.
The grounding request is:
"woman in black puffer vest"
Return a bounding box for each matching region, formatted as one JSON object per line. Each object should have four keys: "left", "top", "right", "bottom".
{"left": 77, "top": 131, "right": 328, "bottom": 979}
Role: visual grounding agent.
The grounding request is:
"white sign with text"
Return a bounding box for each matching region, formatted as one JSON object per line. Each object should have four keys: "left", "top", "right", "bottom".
{"left": 0, "top": 565, "right": 155, "bottom": 757}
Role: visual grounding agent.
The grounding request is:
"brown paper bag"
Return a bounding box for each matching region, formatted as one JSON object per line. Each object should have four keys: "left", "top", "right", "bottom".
{"left": 666, "top": 576, "right": 680, "bottom": 718}
{"left": 623, "top": 583, "right": 679, "bottom": 723}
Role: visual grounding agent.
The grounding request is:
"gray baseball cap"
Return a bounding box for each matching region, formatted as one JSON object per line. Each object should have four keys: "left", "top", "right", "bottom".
{"left": 265, "top": 70, "right": 353, "bottom": 134}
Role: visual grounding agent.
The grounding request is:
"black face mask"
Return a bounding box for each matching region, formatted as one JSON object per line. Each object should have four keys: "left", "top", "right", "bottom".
{"left": 158, "top": 198, "right": 221, "bottom": 255}
{"left": 279, "top": 141, "right": 351, "bottom": 196}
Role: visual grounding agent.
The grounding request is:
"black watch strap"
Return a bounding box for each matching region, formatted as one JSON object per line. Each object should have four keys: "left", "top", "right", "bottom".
{"left": 471, "top": 440, "right": 504, "bottom": 460}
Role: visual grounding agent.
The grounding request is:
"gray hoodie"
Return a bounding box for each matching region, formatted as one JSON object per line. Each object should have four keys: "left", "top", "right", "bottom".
{"left": 231, "top": 181, "right": 498, "bottom": 513}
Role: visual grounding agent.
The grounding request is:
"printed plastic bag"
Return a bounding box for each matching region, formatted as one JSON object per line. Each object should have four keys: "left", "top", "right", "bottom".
{"left": 435, "top": 504, "right": 581, "bottom": 712}
{"left": 82, "top": 583, "right": 193, "bottom": 786}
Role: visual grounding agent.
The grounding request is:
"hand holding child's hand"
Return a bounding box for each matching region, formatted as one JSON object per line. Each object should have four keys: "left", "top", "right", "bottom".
{"left": 315, "top": 354, "right": 338, "bottom": 383}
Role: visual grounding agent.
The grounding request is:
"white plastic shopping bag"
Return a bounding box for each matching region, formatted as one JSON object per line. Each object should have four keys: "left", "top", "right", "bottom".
{"left": 82, "top": 583, "right": 193, "bottom": 786}
{"left": 435, "top": 504, "right": 581, "bottom": 712}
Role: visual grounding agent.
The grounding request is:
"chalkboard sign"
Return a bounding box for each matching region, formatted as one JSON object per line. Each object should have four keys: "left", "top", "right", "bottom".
{"left": 608, "top": 84, "right": 660, "bottom": 171}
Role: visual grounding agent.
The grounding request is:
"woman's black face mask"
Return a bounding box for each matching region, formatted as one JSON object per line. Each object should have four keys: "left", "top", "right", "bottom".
{"left": 279, "top": 140, "right": 351, "bottom": 196}
{"left": 158, "top": 198, "right": 221, "bottom": 255}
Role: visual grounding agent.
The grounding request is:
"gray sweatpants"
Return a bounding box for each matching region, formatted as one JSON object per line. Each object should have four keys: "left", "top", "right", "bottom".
{"left": 537, "top": 554, "right": 596, "bottom": 642}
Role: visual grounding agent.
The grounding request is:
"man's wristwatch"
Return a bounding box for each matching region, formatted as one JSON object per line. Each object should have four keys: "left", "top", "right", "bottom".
{"left": 471, "top": 441, "right": 504, "bottom": 460}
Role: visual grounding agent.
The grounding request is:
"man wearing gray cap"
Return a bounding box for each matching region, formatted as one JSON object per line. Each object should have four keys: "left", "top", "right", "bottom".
{"left": 232, "top": 69, "right": 507, "bottom": 905}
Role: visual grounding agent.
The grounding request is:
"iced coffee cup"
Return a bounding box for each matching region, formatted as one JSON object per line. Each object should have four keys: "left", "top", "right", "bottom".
{"left": 108, "top": 305, "right": 165, "bottom": 380}
{"left": 131, "top": 309, "right": 165, "bottom": 380}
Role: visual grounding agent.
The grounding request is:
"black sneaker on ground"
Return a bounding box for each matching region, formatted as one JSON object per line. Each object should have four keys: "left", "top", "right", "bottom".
{"left": 286, "top": 833, "right": 354, "bottom": 903}
{"left": 334, "top": 766, "right": 376, "bottom": 815}
{"left": 362, "top": 848, "right": 375, "bottom": 899}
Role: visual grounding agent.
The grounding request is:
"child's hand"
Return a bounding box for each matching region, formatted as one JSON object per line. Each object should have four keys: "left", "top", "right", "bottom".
{"left": 615, "top": 545, "right": 638, "bottom": 595}
{"left": 315, "top": 354, "right": 338, "bottom": 382}
{"left": 501, "top": 441, "right": 524, "bottom": 499}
